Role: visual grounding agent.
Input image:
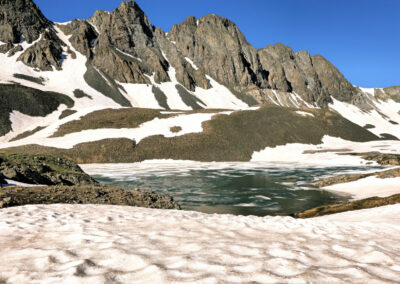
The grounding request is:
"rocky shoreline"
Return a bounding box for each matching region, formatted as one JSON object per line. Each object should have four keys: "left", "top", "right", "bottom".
{"left": 0, "top": 185, "right": 180, "bottom": 210}
{"left": 0, "top": 152, "right": 97, "bottom": 186}
{"left": 313, "top": 167, "right": 400, "bottom": 188}
{"left": 293, "top": 193, "right": 400, "bottom": 218}
{"left": 0, "top": 153, "right": 181, "bottom": 210}
{"left": 1, "top": 151, "right": 400, "bottom": 216}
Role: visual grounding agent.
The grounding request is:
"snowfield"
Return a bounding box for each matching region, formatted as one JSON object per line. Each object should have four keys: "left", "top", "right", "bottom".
{"left": 329, "top": 97, "right": 400, "bottom": 139}
{"left": 0, "top": 204, "right": 399, "bottom": 283}
{"left": 251, "top": 135, "right": 400, "bottom": 166}
{"left": 324, "top": 176, "right": 400, "bottom": 199}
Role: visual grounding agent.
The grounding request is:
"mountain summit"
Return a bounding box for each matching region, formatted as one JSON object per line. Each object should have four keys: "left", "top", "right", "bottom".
{"left": 0, "top": 0, "right": 399, "bottom": 160}
{"left": 0, "top": 0, "right": 51, "bottom": 43}
{"left": 1, "top": 0, "right": 398, "bottom": 107}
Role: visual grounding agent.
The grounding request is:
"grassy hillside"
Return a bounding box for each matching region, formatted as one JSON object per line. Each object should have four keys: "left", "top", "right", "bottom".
{"left": 0, "top": 84, "right": 74, "bottom": 136}
{"left": 3, "top": 106, "right": 379, "bottom": 163}
{"left": 51, "top": 108, "right": 176, "bottom": 137}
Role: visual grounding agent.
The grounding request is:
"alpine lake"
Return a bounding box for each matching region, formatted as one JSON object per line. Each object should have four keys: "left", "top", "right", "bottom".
{"left": 82, "top": 162, "right": 381, "bottom": 216}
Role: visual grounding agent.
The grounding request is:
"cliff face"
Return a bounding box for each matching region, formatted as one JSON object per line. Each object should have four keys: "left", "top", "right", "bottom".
{"left": 168, "top": 16, "right": 361, "bottom": 107}
{"left": 0, "top": 0, "right": 51, "bottom": 44}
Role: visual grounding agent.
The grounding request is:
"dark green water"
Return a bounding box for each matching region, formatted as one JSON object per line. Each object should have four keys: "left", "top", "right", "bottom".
{"left": 84, "top": 163, "right": 381, "bottom": 216}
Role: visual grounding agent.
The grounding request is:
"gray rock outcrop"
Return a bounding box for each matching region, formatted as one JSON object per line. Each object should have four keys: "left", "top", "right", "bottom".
{"left": 0, "top": 153, "right": 97, "bottom": 186}
{"left": 0, "top": 0, "right": 51, "bottom": 44}
{"left": 17, "top": 30, "right": 65, "bottom": 71}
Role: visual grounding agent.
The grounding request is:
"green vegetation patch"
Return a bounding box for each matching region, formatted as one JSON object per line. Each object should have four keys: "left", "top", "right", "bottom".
{"left": 5, "top": 106, "right": 379, "bottom": 163}
{"left": 59, "top": 109, "right": 77, "bottom": 119}
{"left": 363, "top": 124, "right": 375, "bottom": 129}
{"left": 152, "top": 86, "right": 170, "bottom": 110}
{"left": 51, "top": 108, "right": 176, "bottom": 137}
{"left": 73, "top": 89, "right": 92, "bottom": 99}
{"left": 175, "top": 84, "right": 205, "bottom": 110}
{"left": 84, "top": 63, "right": 132, "bottom": 107}
{"left": 0, "top": 84, "right": 74, "bottom": 136}
{"left": 13, "top": 73, "right": 44, "bottom": 85}
{"left": 170, "top": 126, "right": 182, "bottom": 133}
{"left": 380, "top": 133, "right": 399, "bottom": 140}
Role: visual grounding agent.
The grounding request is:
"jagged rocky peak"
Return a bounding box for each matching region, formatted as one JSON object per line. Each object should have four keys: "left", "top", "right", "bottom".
{"left": 0, "top": 0, "right": 65, "bottom": 71}
{"left": 168, "top": 14, "right": 263, "bottom": 89}
{"left": 1, "top": 0, "right": 392, "bottom": 109}
{"left": 68, "top": 0, "right": 170, "bottom": 85}
{"left": 0, "top": 0, "right": 51, "bottom": 44}
{"left": 168, "top": 13, "right": 365, "bottom": 108}
{"left": 59, "top": 0, "right": 211, "bottom": 91}
{"left": 89, "top": 0, "right": 155, "bottom": 49}
{"left": 17, "top": 29, "right": 65, "bottom": 71}
{"left": 380, "top": 86, "right": 400, "bottom": 103}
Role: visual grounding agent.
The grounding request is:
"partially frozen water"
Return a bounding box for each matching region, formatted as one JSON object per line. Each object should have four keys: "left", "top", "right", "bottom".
{"left": 82, "top": 161, "right": 383, "bottom": 216}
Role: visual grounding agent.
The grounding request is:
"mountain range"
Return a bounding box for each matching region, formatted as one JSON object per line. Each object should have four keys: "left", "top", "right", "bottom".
{"left": 0, "top": 0, "right": 399, "bottom": 163}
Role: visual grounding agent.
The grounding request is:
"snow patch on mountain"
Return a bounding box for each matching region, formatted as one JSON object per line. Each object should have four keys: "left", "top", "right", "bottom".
{"left": 251, "top": 136, "right": 400, "bottom": 166}
{"left": 295, "top": 111, "right": 314, "bottom": 117}
{"left": 184, "top": 57, "right": 199, "bottom": 70}
{"left": 0, "top": 105, "right": 66, "bottom": 143}
{"left": 0, "top": 112, "right": 232, "bottom": 149}
{"left": 118, "top": 82, "right": 162, "bottom": 109}
{"left": 329, "top": 97, "right": 400, "bottom": 139}
{"left": 0, "top": 106, "right": 118, "bottom": 144}
{"left": 193, "top": 76, "right": 249, "bottom": 109}
{"left": 115, "top": 48, "right": 142, "bottom": 62}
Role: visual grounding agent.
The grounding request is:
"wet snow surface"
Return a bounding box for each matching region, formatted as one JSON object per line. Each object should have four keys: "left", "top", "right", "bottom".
{"left": 0, "top": 204, "right": 400, "bottom": 283}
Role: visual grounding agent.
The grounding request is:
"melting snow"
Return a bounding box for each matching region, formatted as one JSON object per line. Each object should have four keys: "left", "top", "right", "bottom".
{"left": 184, "top": 57, "right": 199, "bottom": 70}
{"left": 251, "top": 135, "right": 400, "bottom": 166}
{"left": 115, "top": 48, "right": 142, "bottom": 62}
{"left": 295, "top": 111, "right": 314, "bottom": 117}
{"left": 359, "top": 87, "right": 376, "bottom": 96}
{"left": 117, "top": 82, "right": 161, "bottom": 109}
{"left": 193, "top": 76, "right": 249, "bottom": 110}
{"left": 325, "top": 176, "right": 400, "bottom": 199}
{"left": 329, "top": 97, "right": 400, "bottom": 139}
{"left": 0, "top": 204, "right": 399, "bottom": 283}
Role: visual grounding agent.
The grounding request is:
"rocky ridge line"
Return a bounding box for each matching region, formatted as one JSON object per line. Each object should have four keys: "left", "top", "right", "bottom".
{"left": 1, "top": 0, "right": 398, "bottom": 109}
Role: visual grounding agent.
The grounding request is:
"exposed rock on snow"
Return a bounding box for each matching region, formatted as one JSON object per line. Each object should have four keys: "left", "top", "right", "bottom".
{"left": 295, "top": 193, "right": 400, "bottom": 218}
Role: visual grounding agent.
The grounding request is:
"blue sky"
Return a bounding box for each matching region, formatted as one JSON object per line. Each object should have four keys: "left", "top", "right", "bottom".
{"left": 34, "top": 0, "right": 399, "bottom": 88}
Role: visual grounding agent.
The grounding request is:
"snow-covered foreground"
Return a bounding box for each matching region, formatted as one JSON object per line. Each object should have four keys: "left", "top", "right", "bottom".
{"left": 1, "top": 204, "right": 400, "bottom": 283}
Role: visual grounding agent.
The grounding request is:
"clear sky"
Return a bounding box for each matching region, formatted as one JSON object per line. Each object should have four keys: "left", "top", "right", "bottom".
{"left": 34, "top": 0, "right": 399, "bottom": 88}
